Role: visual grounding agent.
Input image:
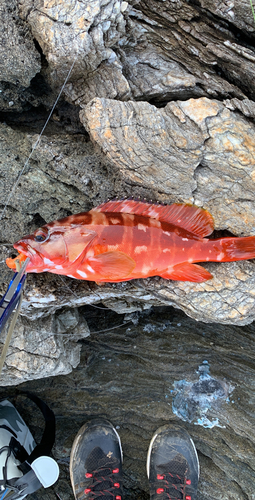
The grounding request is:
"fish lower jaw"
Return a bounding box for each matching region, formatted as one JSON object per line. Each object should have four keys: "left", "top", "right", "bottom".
{"left": 14, "top": 245, "right": 36, "bottom": 258}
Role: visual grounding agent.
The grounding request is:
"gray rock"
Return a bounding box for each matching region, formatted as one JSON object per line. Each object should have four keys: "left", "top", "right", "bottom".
{"left": 82, "top": 97, "right": 255, "bottom": 235}
{"left": 19, "top": 0, "right": 128, "bottom": 84}
{"left": 0, "top": 0, "right": 41, "bottom": 87}
{"left": 1, "top": 306, "right": 255, "bottom": 500}
{"left": 1, "top": 0, "right": 255, "bottom": 497}
{"left": 0, "top": 307, "right": 90, "bottom": 386}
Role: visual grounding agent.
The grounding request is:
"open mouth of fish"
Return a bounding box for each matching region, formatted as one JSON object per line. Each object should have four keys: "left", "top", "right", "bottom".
{"left": 6, "top": 242, "right": 37, "bottom": 270}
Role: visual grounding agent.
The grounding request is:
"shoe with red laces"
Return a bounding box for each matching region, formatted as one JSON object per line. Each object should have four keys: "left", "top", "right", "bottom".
{"left": 70, "top": 418, "right": 123, "bottom": 500}
{"left": 147, "top": 424, "right": 199, "bottom": 500}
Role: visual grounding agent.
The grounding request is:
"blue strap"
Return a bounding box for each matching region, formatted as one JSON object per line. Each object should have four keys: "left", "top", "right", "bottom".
{"left": 0, "top": 488, "right": 9, "bottom": 500}
{"left": 0, "top": 259, "right": 29, "bottom": 334}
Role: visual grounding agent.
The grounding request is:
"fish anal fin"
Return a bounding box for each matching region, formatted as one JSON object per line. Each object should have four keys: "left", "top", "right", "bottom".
{"left": 91, "top": 200, "right": 214, "bottom": 238}
{"left": 160, "top": 263, "right": 213, "bottom": 282}
{"left": 88, "top": 251, "right": 136, "bottom": 280}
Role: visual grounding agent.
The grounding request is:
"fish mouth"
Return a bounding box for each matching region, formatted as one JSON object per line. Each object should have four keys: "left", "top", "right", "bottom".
{"left": 6, "top": 242, "right": 41, "bottom": 271}
{"left": 13, "top": 241, "right": 36, "bottom": 259}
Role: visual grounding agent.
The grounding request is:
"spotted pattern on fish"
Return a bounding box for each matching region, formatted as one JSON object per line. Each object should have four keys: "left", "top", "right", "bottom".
{"left": 6, "top": 200, "right": 255, "bottom": 284}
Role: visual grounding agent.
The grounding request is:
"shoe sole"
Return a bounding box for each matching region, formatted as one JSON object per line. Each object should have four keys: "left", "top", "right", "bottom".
{"left": 70, "top": 418, "right": 123, "bottom": 495}
{"left": 146, "top": 423, "right": 200, "bottom": 479}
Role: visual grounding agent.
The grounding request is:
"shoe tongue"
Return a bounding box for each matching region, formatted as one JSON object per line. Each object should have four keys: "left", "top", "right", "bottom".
{"left": 158, "top": 454, "right": 188, "bottom": 499}
{"left": 86, "top": 446, "right": 118, "bottom": 471}
{"left": 158, "top": 453, "right": 188, "bottom": 477}
{"left": 86, "top": 447, "right": 118, "bottom": 500}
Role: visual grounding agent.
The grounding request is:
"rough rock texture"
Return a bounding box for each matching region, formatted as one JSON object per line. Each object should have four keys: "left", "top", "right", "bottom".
{"left": 0, "top": 307, "right": 90, "bottom": 386}
{"left": 0, "top": 0, "right": 41, "bottom": 87}
{"left": 19, "top": 0, "right": 128, "bottom": 84}
{"left": 1, "top": 105, "right": 255, "bottom": 337}
{"left": 82, "top": 96, "right": 255, "bottom": 235}
{"left": 1, "top": 0, "right": 255, "bottom": 496}
{"left": 1, "top": 305, "right": 255, "bottom": 500}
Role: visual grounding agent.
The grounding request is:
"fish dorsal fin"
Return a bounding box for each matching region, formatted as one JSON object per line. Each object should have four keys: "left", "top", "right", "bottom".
{"left": 91, "top": 200, "right": 214, "bottom": 238}
{"left": 88, "top": 251, "right": 136, "bottom": 280}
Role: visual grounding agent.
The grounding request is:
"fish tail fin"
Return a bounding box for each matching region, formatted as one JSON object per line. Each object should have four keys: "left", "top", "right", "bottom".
{"left": 220, "top": 236, "right": 255, "bottom": 262}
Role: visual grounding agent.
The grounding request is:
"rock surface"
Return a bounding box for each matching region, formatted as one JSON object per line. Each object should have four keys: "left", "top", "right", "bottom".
{"left": 1, "top": 305, "right": 255, "bottom": 500}
{"left": 1, "top": 0, "right": 255, "bottom": 496}
{"left": 0, "top": 0, "right": 41, "bottom": 88}
{"left": 0, "top": 306, "right": 90, "bottom": 386}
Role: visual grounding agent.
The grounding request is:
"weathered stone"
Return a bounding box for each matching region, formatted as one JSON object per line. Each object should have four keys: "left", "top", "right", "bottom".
{"left": 1, "top": 306, "right": 255, "bottom": 499}
{"left": 1, "top": 0, "right": 255, "bottom": 497}
{"left": 0, "top": 307, "right": 90, "bottom": 386}
{"left": 0, "top": 0, "right": 41, "bottom": 87}
{"left": 119, "top": 47, "right": 198, "bottom": 101}
{"left": 64, "top": 60, "right": 131, "bottom": 106}
{"left": 11, "top": 260, "right": 255, "bottom": 327}
{"left": 1, "top": 99, "right": 255, "bottom": 330}
{"left": 81, "top": 97, "right": 255, "bottom": 235}
{"left": 224, "top": 97, "right": 255, "bottom": 119}
{"left": 81, "top": 97, "right": 203, "bottom": 200}
{"left": 199, "top": 0, "right": 255, "bottom": 33}
{"left": 19, "top": 0, "right": 127, "bottom": 84}
{"left": 127, "top": 1, "right": 255, "bottom": 102}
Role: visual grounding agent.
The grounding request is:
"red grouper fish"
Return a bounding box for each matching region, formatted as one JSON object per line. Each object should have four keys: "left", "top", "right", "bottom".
{"left": 6, "top": 200, "right": 255, "bottom": 283}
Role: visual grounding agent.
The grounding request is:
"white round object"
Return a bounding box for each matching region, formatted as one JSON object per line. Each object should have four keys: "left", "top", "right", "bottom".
{"left": 31, "top": 456, "right": 59, "bottom": 488}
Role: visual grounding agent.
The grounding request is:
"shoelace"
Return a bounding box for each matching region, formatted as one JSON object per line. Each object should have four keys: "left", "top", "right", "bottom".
{"left": 153, "top": 471, "right": 194, "bottom": 500}
{"left": 84, "top": 466, "right": 121, "bottom": 499}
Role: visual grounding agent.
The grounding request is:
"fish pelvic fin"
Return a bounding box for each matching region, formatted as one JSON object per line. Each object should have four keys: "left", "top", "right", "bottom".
{"left": 90, "top": 200, "right": 214, "bottom": 238}
{"left": 160, "top": 263, "right": 213, "bottom": 282}
{"left": 87, "top": 251, "right": 136, "bottom": 280}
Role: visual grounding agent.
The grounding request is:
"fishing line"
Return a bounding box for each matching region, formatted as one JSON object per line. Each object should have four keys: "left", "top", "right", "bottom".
{"left": 57, "top": 275, "right": 110, "bottom": 310}
{"left": 0, "top": 59, "right": 76, "bottom": 223}
{"left": 55, "top": 321, "right": 132, "bottom": 337}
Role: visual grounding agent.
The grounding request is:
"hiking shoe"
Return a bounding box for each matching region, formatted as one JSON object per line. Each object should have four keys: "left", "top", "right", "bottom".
{"left": 70, "top": 418, "right": 123, "bottom": 500}
{"left": 147, "top": 424, "right": 199, "bottom": 500}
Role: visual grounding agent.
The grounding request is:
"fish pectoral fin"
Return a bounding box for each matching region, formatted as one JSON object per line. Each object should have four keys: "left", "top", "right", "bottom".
{"left": 88, "top": 251, "right": 136, "bottom": 280}
{"left": 160, "top": 263, "right": 213, "bottom": 282}
{"left": 64, "top": 228, "right": 97, "bottom": 262}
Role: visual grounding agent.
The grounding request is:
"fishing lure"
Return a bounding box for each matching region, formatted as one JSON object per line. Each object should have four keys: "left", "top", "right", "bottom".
{"left": 6, "top": 200, "right": 255, "bottom": 283}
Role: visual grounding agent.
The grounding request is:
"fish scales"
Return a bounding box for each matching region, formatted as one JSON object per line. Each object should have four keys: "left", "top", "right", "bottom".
{"left": 6, "top": 201, "right": 255, "bottom": 283}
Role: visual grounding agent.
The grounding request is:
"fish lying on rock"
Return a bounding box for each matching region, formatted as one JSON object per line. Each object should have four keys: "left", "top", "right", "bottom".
{"left": 6, "top": 200, "right": 255, "bottom": 283}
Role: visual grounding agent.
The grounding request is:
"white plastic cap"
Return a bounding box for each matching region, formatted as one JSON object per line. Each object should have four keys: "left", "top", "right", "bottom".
{"left": 31, "top": 456, "right": 59, "bottom": 488}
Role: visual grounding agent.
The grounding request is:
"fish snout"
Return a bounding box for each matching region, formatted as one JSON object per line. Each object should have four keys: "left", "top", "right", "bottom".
{"left": 13, "top": 240, "right": 44, "bottom": 267}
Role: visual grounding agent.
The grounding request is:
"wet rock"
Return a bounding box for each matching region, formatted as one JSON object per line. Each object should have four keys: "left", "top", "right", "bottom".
{"left": 1, "top": 306, "right": 255, "bottom": 500}
{"left": 172, "top": 361, "right": 233, "bottom": 427}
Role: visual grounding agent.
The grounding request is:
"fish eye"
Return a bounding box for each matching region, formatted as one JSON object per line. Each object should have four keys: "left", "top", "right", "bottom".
{"left": 34, "top": 229, "right": 48, "bottom": 242}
